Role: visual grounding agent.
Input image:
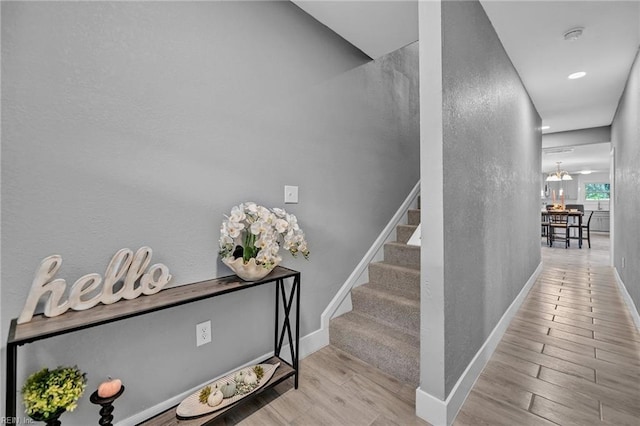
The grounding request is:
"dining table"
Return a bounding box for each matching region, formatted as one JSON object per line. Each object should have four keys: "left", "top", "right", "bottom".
{"left": 542, "top": 209, "right": 584, "bottom": 248}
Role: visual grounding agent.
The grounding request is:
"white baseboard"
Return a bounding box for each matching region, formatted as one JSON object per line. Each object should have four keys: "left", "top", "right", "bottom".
{"left": 279, "top": 327, "right": 329, "bottom": 365}
{"left": 415, "top": 388, "right": 448, "bottom": 426}
{"left": 116, "top": 350, "right": 272, "bottom": 425}
{"left": 407, "top": 223, "right": 421, "bottom": 247}
{"left": 416, "top": 261, "right": 543, "bottom": 426}
{"left": 613, "top": 268, "right": 640, "bottom": 330}
{"left": 118, "top": 329, "right": 329, "bottom": 425}
{"left": 333, "top": 295, "right": 353, "bottom": 319}
{"left": 120, "top": 185, "right": 421, "bottom": 425}
{"left": 320, "top": 182, "right": 421, "bottom": 330}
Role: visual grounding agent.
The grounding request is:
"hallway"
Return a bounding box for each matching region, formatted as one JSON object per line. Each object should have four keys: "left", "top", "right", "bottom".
{"left": 455, "top": 232, "right": 640, "bottom": 425}
{"left": 197, "top": 233, "right": 640, "bottom": 425}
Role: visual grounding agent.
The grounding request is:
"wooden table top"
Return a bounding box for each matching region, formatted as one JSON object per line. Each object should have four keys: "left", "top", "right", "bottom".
{"left": 543, "top": 210, "right": 583, "bottom": 215}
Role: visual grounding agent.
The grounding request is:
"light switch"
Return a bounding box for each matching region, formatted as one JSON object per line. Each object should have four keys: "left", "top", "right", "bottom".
{"left": 284, "top": 185, "right": 298, "bottom": 204}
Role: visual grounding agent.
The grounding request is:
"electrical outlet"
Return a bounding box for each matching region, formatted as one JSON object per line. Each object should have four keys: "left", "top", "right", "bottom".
{"left": 622, "top": 257, "right": 625, "bottom": 268}
{"left": 196, "top": 321, "right": 212, "bottom": 347}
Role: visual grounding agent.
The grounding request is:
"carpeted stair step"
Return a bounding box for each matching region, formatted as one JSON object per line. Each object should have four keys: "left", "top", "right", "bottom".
{"left": 408, "top": 209, "right": 420, "bottom": 226}
{"left": 352, "top": 284, "right": 419, "bottom": 334}
{"left": 368, "top": 261, "right": 420, "bottom": 300}
{"left": 396, "top": 224, "right": 418, "bottom": 244}
{"left": 383, "top": 241, "right": 420, "bottom": 269}
{"left": 329, "top": 311, "right": 419, "bottom": 386}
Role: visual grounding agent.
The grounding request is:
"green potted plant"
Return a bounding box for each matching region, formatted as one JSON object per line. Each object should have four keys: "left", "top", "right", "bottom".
{"left": 22, "top": 365, "right": 87, "bottom": 425}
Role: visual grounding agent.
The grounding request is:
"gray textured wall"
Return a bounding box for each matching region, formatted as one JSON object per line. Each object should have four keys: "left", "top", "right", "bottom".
{"left": 542, "top": 126, "right": 610, "bottom": 148}
{"left": 612, "top": 47, "right": 640, "bottom": 314}
{"left": 440, "top": 0, "right": 541, "bottom": 396}
{"left": 1, "top": 1, "right": 419, "bottom": 422}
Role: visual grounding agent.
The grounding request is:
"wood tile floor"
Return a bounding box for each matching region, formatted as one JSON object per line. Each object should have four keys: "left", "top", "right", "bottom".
{"left": 206, "top": 344, "right": 428, "bottom": 426}
{"left": 456, "top": 232, "right": 640, "bottom": 425}
{"left": 203, "top": 232, "right": 639, "bottom": 425}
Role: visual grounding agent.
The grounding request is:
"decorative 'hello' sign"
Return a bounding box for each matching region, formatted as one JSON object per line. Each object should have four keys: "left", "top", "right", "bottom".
{"left": 18, "top": 247, "right": 172, "bottom": 324}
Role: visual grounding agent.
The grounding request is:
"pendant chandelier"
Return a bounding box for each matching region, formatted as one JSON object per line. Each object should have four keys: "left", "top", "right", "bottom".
{"left": 546, "top": 161, "right": 572, "bottom": 181}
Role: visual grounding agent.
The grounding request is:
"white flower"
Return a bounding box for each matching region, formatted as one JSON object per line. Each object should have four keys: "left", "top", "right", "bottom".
{"left": 229, "top": 205, "right": 245, "bottom": 223}
{"left": 267, "top": 241, "right": 280, "bottom": 254}
{"left": 244, "top": 202, "right": 258, "bottom": 214}
{"left": 254, "top": 236, "right": 269, "bottom": 249}
{"left": 225, "top": 221, "right": 245, "bottom": 239}
{"left": 275, "top": 218, "right": 288, "bottom": 233}
{"left": 220, "top": 234, "right": 233, "bottom": 246}
{"left": 250, "top": 220, "right": 269, "bottom": 236}
{"left": 257, "top": 206, "right": 271, "bottom": 219}
{"left": 286, "top": 214, "right": 300, "bottom": 231}
{"left": 219, "top": 202, "right": 310, "bottom": 265}
{"left": 256, "top": 250, "right": 270, "bottom": 264}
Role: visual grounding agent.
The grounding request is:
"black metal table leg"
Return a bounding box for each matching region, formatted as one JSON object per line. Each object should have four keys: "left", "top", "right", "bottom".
{"left": 294, "top": 274, "right": 300, "bottom": 389}
{"left": 273, "top": 274, "right": 300, "bottom": 388}
{"left": 274, "top": 279, "right": 280, "bottom": 357}
{"left": 6, "top": 342, "right": 17, "bottom": 419}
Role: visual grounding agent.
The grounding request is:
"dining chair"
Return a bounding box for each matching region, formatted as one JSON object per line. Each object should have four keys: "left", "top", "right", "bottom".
{"left": 584, "top": 211, "right": 594, "bottom": 248}
{"left": 541, "top": 211, "right": 551, "bottom": 243}
{"left": 565, "top": 205, "right": 584, "bottom": 241}
{"left": 548, "top": 212, "right": 570, "bottom": 248}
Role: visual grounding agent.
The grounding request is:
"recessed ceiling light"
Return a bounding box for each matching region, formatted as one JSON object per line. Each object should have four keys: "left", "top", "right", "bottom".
{"left": 580, "top": 170, "right": 593, "bottom": 175}
{"left": 568, "top": 71, "right": 587, "bottom": 80}
{"left": 541, "top": 125, "right": 550, "bottom": 130}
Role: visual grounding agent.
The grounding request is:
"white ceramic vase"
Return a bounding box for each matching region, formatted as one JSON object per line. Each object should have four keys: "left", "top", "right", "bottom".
{"left": 222, "top": 257, "right": 279, "bottom": 281}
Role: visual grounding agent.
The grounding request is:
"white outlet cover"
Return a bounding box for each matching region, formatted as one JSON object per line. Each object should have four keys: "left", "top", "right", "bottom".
{"left": 196, "top": 320, "right": 212, "bottom": 347}
{"left": 284, "top": 185, "right": 298, "bottom": 204}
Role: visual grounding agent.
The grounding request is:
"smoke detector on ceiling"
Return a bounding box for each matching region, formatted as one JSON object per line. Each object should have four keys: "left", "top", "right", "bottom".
{"left": 564, "top": 27, "right": 584, "bottom": 41}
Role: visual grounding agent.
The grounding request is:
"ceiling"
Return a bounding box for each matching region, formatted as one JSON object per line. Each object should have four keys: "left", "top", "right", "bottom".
{"left": 481, "top": 0, "right": 640, "bottom": 135}
{"left": 292, "top": 1, "right": 418, "bottom": 59}
{"left": 292, "top": 0, "right": 640, "bottom": 172}
{"left": 542, "top": 142, "right": 611, "bottom": 175}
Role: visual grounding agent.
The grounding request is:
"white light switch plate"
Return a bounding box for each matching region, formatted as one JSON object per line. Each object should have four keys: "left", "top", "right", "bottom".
{"left": 284, "top": 185, "right": 298, "bottom": 204}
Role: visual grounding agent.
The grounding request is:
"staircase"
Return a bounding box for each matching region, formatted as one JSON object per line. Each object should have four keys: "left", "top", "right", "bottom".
{"left": 329, "top": 206, "right": 420, "bottom": 385}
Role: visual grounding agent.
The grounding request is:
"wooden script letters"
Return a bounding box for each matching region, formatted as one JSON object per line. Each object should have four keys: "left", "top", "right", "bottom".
{"left": 17, "top": 247, "right": 172, "bottom": 324}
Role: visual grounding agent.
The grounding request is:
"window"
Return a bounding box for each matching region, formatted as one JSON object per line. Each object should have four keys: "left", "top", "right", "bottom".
{"left": 584, "top": 183, "right": 610, "bottom": 200}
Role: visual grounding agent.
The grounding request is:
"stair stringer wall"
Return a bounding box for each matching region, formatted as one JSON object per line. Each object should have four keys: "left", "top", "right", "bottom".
{"left": 313, "top": 182, "right": 421, "bottom": 348}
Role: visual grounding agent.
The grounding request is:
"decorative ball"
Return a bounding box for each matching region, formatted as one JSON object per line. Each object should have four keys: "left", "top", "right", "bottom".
{"left": 244, "top": 371, "right": 258, "bottom": 385}
{"left": 234, "top": 370, "right": 246, "bottom": 383}
{"left": 207, "top": 390, "right": 224, "bottom": 407}
{"left": 97, "top": 378, "right": 122, "bottom": 398}
{"left": 220, "top": 381, "right": 236, "bottom": 398}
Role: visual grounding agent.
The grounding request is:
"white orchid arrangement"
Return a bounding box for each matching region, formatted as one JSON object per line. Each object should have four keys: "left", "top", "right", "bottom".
{"left": 219, "top": 202, "right": 309, "bottom": 268}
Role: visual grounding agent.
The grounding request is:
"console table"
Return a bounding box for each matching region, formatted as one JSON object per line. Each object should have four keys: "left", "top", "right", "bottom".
{"left": 5, "top": 266, "right": 300, "bottom": 424}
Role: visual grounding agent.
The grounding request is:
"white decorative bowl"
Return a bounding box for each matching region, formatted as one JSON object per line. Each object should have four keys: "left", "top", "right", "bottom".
{"left": 222, "top": 257, "right": 279, "bottom": 281}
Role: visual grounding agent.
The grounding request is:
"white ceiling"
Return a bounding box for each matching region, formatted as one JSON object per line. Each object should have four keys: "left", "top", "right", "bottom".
{"left": 292, "top": 1, "right": 418, "bottom": 59}
{"left": 481, "top": 0, "right": 640, "bottom": 135}
{"left": 292, "top": 0, "right": 640, "bottom": 171}
{"left": 542, "top": 142, "right": 611, "bottom": 175}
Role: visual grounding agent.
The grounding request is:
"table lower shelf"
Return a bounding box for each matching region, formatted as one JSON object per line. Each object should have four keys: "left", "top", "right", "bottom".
{"left": 137, "top": 356, "right": 295, "bottom": 426}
